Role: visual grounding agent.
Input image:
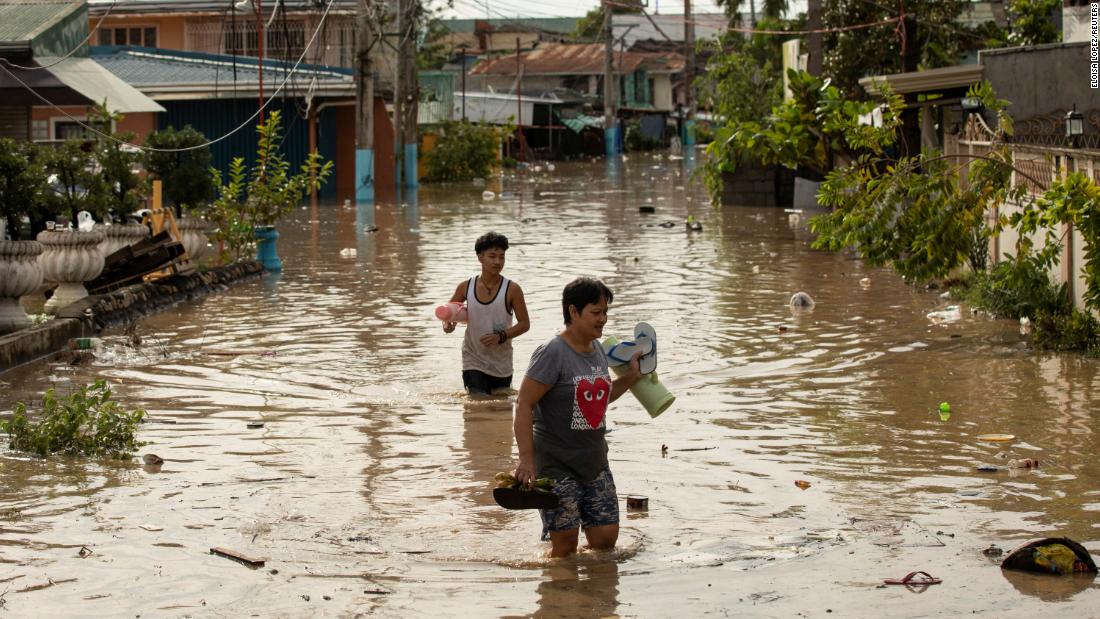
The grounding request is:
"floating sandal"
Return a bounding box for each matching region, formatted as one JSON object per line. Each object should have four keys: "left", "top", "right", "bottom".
{"left": 492, "top": 486, "right": 560, "bottom": 510}
{"left": 883, "top": 571, "right": 942, "bottom": 586}
{"left": 602, "top": 322, "right": 658, "bottom": 375}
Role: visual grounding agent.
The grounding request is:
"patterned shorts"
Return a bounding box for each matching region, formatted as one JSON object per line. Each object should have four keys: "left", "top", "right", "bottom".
{"left": 540, "top": 467, "right": 619, "bottom": 537}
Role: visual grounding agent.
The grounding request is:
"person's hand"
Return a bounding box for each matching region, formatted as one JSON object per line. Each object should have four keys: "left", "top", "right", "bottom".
{"left": 514, "top": 457, "right": 536, "bottom": 489}
{"left": 442, "top": 321, "right": 456, "bottom": 333}
{"left": 627, "top": 351, "right": 642, "bottom": 379}
{"left": 479, "top": 332, "right": 502, "bottom": 347}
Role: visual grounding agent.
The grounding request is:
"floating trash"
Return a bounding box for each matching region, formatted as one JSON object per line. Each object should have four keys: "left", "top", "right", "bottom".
{"left": 339, "top": 248, "right": 357, "bottom": 258}
{"left": 790, "top": 292, "right": 815, "bottom": 309}
{"left": 482, "top": 191, "right": 495, "bottom": 200}
{"left": 927, "top": 305, "right": 961, "bottom": 324}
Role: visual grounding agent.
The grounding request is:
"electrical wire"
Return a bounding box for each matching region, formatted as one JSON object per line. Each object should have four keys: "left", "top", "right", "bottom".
{"left": 0, "top": 0, "right": 121, "bottom": 71}
{"left": 0, "top": 0, "right": 340, "bottom": 153}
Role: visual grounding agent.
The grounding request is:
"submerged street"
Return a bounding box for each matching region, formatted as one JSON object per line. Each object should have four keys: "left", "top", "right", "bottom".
{"left": 1, "top": 155, "right": 1098, "bottom": 617}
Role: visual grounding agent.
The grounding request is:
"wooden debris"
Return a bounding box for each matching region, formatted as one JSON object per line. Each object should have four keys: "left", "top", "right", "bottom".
{"left": 210, "top": 547, "right": 266, "bottom": 567}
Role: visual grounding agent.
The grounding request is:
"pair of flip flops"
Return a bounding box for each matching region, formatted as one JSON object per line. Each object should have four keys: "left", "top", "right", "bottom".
{"left": 883, "top": 571, "right": 942, "bottom": 586}
{"left": 602, "top": 322, "right": 657, "bottom": 375}
{"left": 492, "top": 486, "right": 560, "bottom": 510}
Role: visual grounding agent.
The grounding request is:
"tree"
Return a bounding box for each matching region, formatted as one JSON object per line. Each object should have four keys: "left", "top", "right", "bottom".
{"left": 713, "top": 0, "right": 788, "bottom": 24}
{"left": 821, "top": 0, "right": 968, "bottom": 97}
{"left": 144, "top": 126, "right": 215, "bottom": 218}
{"left": 702, "top": 69, "right": 904, "bottom": 204}
{"left": 417, "top": 14, "right": 451, "bottom": 70}
{"left": 44, "top": 140, "right": 110, "bottom": 227}
{"left": 0, "top": 139, "right": 50, "bottom": 241}
{"left": 90, "top": 102, "right": 146, "bottom": 222}
{"left": 209, "top": 111, "right": 332, "bottom": 261}
{"left": 1009, "top": 0, "right": 1061, "bottom": 45}
{"left": 571, "top": 0, "right": 644, "bottom": 42}
{"left": 811, "top": 81, "right": 1016, "bottom": 282}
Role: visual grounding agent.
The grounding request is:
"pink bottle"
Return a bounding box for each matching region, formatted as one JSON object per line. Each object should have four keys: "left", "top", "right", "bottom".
{"left": 434, "top": 302, "right": 468, "bottom": 323}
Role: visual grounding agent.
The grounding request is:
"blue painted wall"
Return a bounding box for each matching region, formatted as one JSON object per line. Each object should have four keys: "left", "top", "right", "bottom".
{"left": 156, "top": 98, "right": 340, "bottom": 202}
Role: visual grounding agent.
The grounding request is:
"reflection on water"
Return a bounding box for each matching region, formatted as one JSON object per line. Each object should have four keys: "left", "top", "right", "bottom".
{"left": 1, "top": 155, "right": 1099, "bottom": 616}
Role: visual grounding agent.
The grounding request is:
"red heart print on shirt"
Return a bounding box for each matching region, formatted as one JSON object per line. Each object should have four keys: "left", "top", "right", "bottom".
{"left": 575, "top": 377, "right": 610, "bottom": 429}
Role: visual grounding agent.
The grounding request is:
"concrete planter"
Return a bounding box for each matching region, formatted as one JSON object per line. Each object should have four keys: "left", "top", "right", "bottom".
{"left": 177, "top": 217, "right": 212, "bottom": 266}
{"left": 96, "top": 222, "right": 151, "bottom": 258}
{"left": 37, "top": 229, "right": 105, "bottom": 314}
{"left": 0, "top": 240, "right": 44, "bottom": 334}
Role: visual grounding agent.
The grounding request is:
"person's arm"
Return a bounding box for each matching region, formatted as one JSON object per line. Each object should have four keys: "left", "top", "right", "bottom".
{"left": 481, "top": 282, "right": 530, "bottom": 346}
{"left": 442, "top": 281, "right": 467, "bottom": 334}
{"left": 504, "top": 283, "right": 530, "bottom": 341}
{"left": 609, "top": 353, "right": 642, "bottom": 403}
{"left": 513, "top": 375, "right": 551, "bottom": 488}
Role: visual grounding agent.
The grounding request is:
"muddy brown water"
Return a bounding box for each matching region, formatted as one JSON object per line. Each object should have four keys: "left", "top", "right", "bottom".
{"left": 1, "top": 155, "right": 1098, "bottom": 617}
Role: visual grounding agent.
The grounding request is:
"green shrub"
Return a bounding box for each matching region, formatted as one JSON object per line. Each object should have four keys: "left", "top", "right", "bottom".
{"left": 423, "top": 120, "right": 505, "bottom": 182}
{"left": 1031, "top": 308, "right": 1100, "bottom": 353}
{"left": 1, "top": 380, "right": 146, "bottom": 459}
{"left": 964, "top": 253, "right": 1069, "bottom": 319}
{"left": 624, "top": 121, "right": 661, "bottom": 152}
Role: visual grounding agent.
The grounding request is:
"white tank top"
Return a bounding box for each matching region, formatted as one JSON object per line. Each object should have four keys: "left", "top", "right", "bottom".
{"left": 461, "top": 276, "right": 514, "bottom": 377}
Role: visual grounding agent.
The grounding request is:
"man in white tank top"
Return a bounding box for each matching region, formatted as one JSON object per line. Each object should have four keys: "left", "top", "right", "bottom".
{"left": 442, "top": 232, "right": 530, "bottom": 394}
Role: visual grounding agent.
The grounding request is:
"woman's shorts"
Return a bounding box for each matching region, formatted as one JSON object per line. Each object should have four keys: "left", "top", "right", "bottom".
{"left": 540, "top": 467, "right": 619, "bottom": 535}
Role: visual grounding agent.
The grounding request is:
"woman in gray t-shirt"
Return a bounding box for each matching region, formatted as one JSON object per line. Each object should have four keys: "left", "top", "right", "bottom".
{"left": 513, "top": 277, "right": 641, "bottom": 558}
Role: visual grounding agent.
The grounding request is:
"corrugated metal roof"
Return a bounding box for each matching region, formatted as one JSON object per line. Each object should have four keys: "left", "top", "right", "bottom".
{"left": 90, "top": 45, "right": 353, "bottom": 97}
{"left": 470, "top": 43, "right": 649, "bottom": 77}
{"left": 0, "top": 0, "right": 81, "bottom": 51}
{"left": 37, "top": 55, "right": 166, "bottom": 112}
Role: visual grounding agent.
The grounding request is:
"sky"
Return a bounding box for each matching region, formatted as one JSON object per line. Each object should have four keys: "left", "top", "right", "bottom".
{"left": 438, "top": 0, "right": 809, "bottom": 20}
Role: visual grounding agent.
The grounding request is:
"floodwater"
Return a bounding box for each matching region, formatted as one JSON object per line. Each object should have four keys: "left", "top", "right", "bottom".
{"left": 1, "top": 154, "right": 1099, "bottom": 618}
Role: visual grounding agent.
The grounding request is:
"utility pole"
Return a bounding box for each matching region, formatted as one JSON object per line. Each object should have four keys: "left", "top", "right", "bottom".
{"left": 257, "top": 0, "right": 265, "bottom": 125}
{"left": 807, "top": 0, "right": 822, "bottom": 76}
{"left": 460, "top": 44, "right": 467, "bottom": 121}
{"left": 516, "top": 37, "right": 524, "bottom": 162}
{"left": 355, "top": 0, "right": 374, "bottom": 203}
{"left": 395, "top": 0, "right": 419, "bottom": 188}
{"left": 602, "top": 0, "right": 617, "bottom": 156}
{"left": 683, "top": 0, "right": 695, "bottom": 146}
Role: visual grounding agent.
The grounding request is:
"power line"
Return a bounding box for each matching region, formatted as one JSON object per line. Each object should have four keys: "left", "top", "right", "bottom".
{"left": 0, "top": 0, "right": 121, "bottom": 71}
{"left": 0, "top": 0, "right": 339, "bottom": 153}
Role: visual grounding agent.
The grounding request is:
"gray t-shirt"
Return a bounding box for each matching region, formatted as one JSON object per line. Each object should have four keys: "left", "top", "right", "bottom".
{"left": 525, "top": 335, "right": 612, "bottom": 483}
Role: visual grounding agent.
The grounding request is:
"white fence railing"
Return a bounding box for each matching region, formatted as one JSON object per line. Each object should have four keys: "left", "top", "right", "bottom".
{"left": 953, "top": 122, "right": 1098, "bottom": 313}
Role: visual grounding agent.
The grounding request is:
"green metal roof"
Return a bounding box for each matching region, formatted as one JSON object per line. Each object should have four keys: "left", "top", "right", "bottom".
{"left": 0, "top": 0, "right": 87, "bottom": 57}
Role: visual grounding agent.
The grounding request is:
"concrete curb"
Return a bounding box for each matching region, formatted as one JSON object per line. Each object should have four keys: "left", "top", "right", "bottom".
{"left": 0, "top": 261, "right": 264, "bottom": 374}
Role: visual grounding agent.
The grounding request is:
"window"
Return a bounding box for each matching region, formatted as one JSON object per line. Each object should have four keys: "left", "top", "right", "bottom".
{"left": 98, "top": 26, "right": 156, "bottom": 47}
{"left": 223, "top": 20, "right": 306, "bottom": 60}
{"left": 31, "top": 120, "right": 49, "bottom": 141}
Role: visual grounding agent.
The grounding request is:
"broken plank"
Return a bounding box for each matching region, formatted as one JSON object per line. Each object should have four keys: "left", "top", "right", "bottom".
{"left": 210, "top": 547, "right": 266, "bottom": 567}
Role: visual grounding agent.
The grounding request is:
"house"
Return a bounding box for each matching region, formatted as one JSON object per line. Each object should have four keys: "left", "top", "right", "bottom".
{"left": 88, "top": 45, "right": 373, "bottom": 203}
{"left": 469, "top": 42, "right": 683, "bottom": 114}
{"left": 0, "top": 0, "right": 164, "bottom": 140}
{"left": 439, "top": 17, "right": 578, "bottom": 55}
{"left": 468, "top": 42, "right": 684, "bottom": 151}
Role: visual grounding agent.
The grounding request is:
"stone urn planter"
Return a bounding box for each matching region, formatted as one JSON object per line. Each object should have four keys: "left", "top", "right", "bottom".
{"left": 37, "top": 229, "right": 105, "bottom": 314}
{"left": 0, "top": 240, "right": 44, "bottom": 334}
{"left": 177, "top": 217, "right": 213, "bottom": 266}
{"left": 96, "top": 222, "right": 151, "bottom": 258}
{"left": 254, "top": 225, "right": 282, "bottom": 271}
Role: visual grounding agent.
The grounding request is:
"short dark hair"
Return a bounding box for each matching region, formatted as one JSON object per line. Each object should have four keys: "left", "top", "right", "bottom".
{"left": 562, "top": 277, "right": 613, "bottom": 324}
{"left": 475, "top": 231, "right": 509, "bottom": 254}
